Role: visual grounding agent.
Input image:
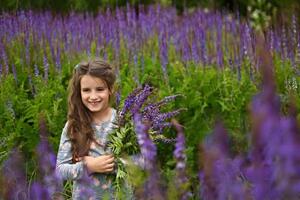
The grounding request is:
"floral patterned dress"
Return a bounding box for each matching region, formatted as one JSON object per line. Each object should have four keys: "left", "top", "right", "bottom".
{"left": 56, "top": 109, "right": 118, "bottom": 200}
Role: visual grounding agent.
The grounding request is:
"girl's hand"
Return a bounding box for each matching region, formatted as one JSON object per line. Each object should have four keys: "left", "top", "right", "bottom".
{"left": 82, "top": 154, "right": 115, "bottom": 174}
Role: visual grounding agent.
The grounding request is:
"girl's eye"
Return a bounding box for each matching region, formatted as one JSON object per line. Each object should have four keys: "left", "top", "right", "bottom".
{"left": 96, "top": 87, "right": 105, "bottom": 91}
{"left": 82, "top": 88, "right": 90, "bottom": 92}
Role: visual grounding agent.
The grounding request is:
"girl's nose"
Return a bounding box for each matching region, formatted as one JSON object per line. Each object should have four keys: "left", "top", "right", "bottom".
{"left": 90, "top": 91, "right": 98, "bottom": 100}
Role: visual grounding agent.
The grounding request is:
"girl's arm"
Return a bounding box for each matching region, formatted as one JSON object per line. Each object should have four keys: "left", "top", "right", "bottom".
{"left": 56, "top": 123, "right": 85, "bottom": 180}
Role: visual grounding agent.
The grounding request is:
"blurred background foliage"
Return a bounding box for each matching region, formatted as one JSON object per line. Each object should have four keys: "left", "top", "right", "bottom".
{"left": 0, "top": 0, "right": 299, "bottom": 16}
{"left": 0, "top": 0, "right": 299, "bottom": 31}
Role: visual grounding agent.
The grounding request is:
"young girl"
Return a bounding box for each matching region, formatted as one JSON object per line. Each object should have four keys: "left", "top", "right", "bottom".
{"left": 56, "top": 58, "right": 118, "bottom": 199}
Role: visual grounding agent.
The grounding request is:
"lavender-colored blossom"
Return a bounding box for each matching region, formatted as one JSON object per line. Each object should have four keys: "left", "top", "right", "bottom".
{"left": 77, "top": 169, "right": 96, "bottom": 198}
{"left": 133, "top": 53, "right": 139, "bottom": 85}
{"left": 172, "top": 120, "right": 191, "bottom": 200}
{"left": 271, "top": 109, "right": 300, "bottom": 199}
{"left": 142, "top": 103, "right": 160, "bottom": 122}
{"left": 295, "top": 33, "right": 300, "bottom": 66}
{"left": 43, "top": 53, "right": 49, "bottom": 81}
{"left": 152, "top": 108, "right": 186, "bottom": 132}
{"left": 0, "top": 62, "right": 2, "bottom": 78}
{"left": 118, "top": 86, "right": 143, "bottom": 124}
{"left": 191, "top": 32, "right": 200, "bottom": 64}
{"left": 1, "top": 149, "right": 28, "bottom": 200}
{"left": 159, "top": 30, "right": 169, "bottom": 81}
{"left": 292, "top": 15, "right": 297, "bottom": 46}
{"left": 199, "top": 26, "right": 208, "bottom": 66}
{"left": 29, "top": 182, "right": 51, "bottom": 200}
{"left": 34, "top": 63, "right": 39, "bottom": 77}
{"left": 119, "top": 84, "right": 153, "bottom": 124}
{"left": 115, "top": 89, "right": 121, "bottom": 109}
{"left": 55, "top": 45, "right": 61, "bottom": 73}
{"left": 37, "top": 117, "right": 63, "bottom": 199}
{"left": 25, "top": 37, "right": 30, "bottom": 66}
{"left": 281, "top": 26, "right": 288, "bottom": 61}
{"left": 133, "top": 112, "right": 164, "bottom": 200}
{"left": 216, "top": 16, "right": 223, "bottom": 68}
{"left": 181, "top": 33, "right": 191, "bottom": 64}
{"left": 244, "top": 35, "right": 300, "bottom": 200}
{"left": 200, "top": 122, "right": 248, "bottom": 200}
{"left": 133, "top": 113, "right": 156, "bottom": 170}
{"left": 268, "top": 29, "right": 274, "bottom": 53}
{"left": 132, "top": 84, "right": 153, "bottom": 113}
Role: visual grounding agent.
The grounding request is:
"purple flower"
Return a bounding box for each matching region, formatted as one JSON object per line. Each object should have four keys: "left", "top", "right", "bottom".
{"left": 172, "top": 120, "right": 191, "bottom": 200}
{"left": 199, "top": 26, "right": 207, "bottom": 66}
{"left": 34, "top": 63, "right": 39, "bottom": 77}
{"left": 133, "top": 112, "right": 165, "bottom": 199}
{"left": 29, "top": 182, "right": 51, "bottom": 200}
{"left": 1, "top": 149, "right": 28, "bottom": 200}
{"left": 43, "top": 53, "right": 49, "bottom": 81}
{"left": 55, "top": 45, "right": 61, "bottom": 73}
{"left": 133, "top": 113, "right": 156, "bottom": 170}
{"left": 118, "top": 86, "right": 143, "bottom": 124}
{"left": 271, "top": 114, "right": 300, "bottom": 199}
{"left": 36, "top": 117, "right": 63, "bottom": 199}
{"left": 152, "top": 108, "right": 186, "bottom": 132}
{"left": 200, "top": 122, "right": 248, "bottom": 200}
{"left": 77, "top": 169, "right": 96, "bottom": 198}
{"left": 159, "top": 29, "right": 169, "bottom": 82}
{"left": 0, "top": 62, "right": 2, "bottom": 78}
{"left": 132, "top": 84, "right": 153, "bottom": 113}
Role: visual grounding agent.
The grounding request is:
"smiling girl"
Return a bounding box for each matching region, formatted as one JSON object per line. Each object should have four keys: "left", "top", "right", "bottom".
{"left": 56, "top": 59, "right": 118, "bottom": 199}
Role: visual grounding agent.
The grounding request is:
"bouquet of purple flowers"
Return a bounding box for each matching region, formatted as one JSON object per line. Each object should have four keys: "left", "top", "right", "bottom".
{"left": 106, "top": 84, "right": 185, "bottom": 193}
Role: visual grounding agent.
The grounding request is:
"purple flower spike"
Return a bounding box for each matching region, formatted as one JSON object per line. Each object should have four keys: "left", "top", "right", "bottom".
{"left": 1, "top": 149, "right": 28, "bottom": 200}
{"left": 77, "top": 169, "right": 96, "bottom": 199}
{"left": 172, "top": 120, "right": 191, "bottom": 200}
{"left": 37, "top": 117, "right": 63, "bottom": 199}
{"left": 152, "top": 108, "right": 186, "bottom": 131}
{"left": 29, "top": 182, "right": 51, "bottom": 200}
{"left": 200, "top": 122, "right": 248, "bottom": 200}
{"left": 173, "top": 122, "right": 187, "bottom": 171}
{"left": 133, "top": 112, "right": 165, "bottom": 200}
{"left": 132, "top": 84, "right": 153, "bottom": 113}
{"left": 133, "top": 113, "right": 156, "bottom": 170}
{"left": 118, "top": 86, "right": 143, "bottom": 124}
{"left": 34, "top": 64, "right": 39, "bottom": 77}
{"left": 43, "top": 53, "right": 49, "bottom": 81}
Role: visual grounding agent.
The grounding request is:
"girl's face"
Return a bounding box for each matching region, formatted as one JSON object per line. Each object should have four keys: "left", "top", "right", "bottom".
{"left": 80, "top": 74, "right": 111, "bottom": 114}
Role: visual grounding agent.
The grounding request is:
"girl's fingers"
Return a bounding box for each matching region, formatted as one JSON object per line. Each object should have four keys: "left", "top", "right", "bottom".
{"left": 106, "top": 156, "right": 115, "bottom": 163}
{"left": 105, "top": 163, "right": 114, "bottom": 169}
{"left": 105, "top": 167, "right": 114, "bottom": 172}
{"left": 104, "top": 154, "right": 114, "bottom": 160}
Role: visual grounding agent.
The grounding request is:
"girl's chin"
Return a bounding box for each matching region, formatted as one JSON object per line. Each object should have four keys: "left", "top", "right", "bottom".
{"left": 88, "top": 105, "right": 102, "bottom": 112}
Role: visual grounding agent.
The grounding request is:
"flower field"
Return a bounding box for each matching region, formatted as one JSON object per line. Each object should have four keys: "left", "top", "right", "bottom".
{"left": 0, "top": 4, "right": 300, "bottom": 199}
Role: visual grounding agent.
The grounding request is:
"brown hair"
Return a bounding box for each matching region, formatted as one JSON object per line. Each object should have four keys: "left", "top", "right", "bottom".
{"left": 67, "top": 58, "right": 116, "bottom": 162}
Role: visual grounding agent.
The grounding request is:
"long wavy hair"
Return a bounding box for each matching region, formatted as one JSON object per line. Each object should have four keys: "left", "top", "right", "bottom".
{"left": 67, "top": 58, "right": 116, "bottom": 163}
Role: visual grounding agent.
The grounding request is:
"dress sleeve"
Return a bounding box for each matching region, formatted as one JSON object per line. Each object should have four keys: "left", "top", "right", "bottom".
{"left": 56, "top": 122, "right": 85, "bottom": 180}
